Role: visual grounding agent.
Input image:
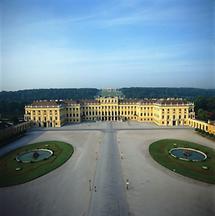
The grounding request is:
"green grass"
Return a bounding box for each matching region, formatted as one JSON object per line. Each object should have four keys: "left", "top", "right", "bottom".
{"left": 0, "top": 141, "right": 74, "bottom": 187}
{"left": 149, "top": 139, "right": 215, "bottom": 184}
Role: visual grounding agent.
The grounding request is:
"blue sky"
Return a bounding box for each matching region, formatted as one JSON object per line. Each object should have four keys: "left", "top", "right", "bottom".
{"left": 1, "top": 0, "right": 214, "bottom": 90}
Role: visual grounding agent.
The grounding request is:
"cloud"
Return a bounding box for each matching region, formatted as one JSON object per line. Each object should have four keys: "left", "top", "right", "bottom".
{"left": 1, "top": 0, "right": 213, "bottom": 90}
{"left": 1, "top": 43, "right": 188, "bottom": 66}
{"left": 3, "top": 0, "right": 209, "bottom": 30}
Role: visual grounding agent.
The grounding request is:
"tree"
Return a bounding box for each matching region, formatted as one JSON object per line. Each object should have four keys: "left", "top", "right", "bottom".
{"left": 197, "top": 109, "right": 208, "bottom": 121}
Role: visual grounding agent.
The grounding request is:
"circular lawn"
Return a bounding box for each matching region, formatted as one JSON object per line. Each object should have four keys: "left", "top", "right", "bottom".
{"left": 149, "top": 139, "right": 215, "bottom": 184}
{"left": 0, "top": 141, "right": 74, "bottom": 187}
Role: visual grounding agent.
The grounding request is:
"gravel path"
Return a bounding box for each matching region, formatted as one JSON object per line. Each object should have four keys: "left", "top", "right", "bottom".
{"left": 0, "top": 130, "right": 101, "bottom": 216}
{"left": 87, "top": 123, "right": 129, "bottom": 216}
{"left": 118, "top": 129, "right": 215, "bottom": 216}
{"left": 0, "top": 122, "right": 214, "bottom": 216}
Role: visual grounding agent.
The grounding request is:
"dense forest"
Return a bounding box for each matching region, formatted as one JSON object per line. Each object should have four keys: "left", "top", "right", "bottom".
{"left": 0, "top": 88, "right": 99, "bottom": 121}
{"left": 0, "top": 88, "right": 215, "bottom": 122}
{"left": 120, "top": 87, "right": 215, "bottom": 99}
{"left": 194, "top": 96, "right": 215, "bottom": 121}
{"left": 0, "top": 88, "right": 99, "bottom": 102}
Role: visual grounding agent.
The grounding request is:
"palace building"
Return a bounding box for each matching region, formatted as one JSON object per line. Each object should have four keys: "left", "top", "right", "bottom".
{"left": 24, "top": 96, "right": 196, "bottom": 127}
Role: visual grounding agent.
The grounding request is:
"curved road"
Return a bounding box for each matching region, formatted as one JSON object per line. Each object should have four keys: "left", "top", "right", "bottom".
{"left": 87, "top": 123, "right": 129, "bottom": 216}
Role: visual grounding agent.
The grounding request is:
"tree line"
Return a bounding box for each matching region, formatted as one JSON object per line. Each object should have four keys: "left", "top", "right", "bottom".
{"left": 0, "top": 88, "right": 99, "bottom": 103}
{"left": 194, "top": 96, "right": 215, "bottom": 121}
{"left": 0, "top": 88, "right": 99, "bottom": 122}
{"left": 120, "top": 87, "right": 215, "bottom": 99}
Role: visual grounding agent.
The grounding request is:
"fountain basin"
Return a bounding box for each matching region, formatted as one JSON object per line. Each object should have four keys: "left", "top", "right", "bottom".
{"left": 169, "top": 147, "right": 207, "bottom": 162}
{"left": 16, "top": 149, "right": 53, "bottom": 163}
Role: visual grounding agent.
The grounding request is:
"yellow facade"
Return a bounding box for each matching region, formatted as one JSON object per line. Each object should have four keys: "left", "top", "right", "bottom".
{"left": 188, "top": 119, "right": 215, "bottom": 135}
{"left": 152, "top": 100, "right": 195, "bottom": 126}
{"left": 64, "top": 100, "right": 81, "bottom": 123}
{"left": 24, "top": 101, "right": 65, "bottom": 127}
{"left": 24, "top": 97, "right": 197, "bottom": 128}
{"left": 208, "top": 123, "right": 215, "bottom": 135}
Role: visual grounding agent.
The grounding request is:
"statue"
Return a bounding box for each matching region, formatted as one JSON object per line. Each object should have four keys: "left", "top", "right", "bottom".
{"left": 33, "top": 151, "right": 40, "bottom": 159}
{"left": 183, "top": 149, "right": 191, "bottom": 157}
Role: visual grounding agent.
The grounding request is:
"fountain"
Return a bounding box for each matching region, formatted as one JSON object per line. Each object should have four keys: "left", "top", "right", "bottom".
{"left": 169, "top": 147, "right": 207, "bottom": 162}
{"left": 183, "top": 149, "right": 192, "bottom": 157}
{"left": 16, "top": 149, "right": 53, "bottom": 163}
{"left": 33, "top": 151, "right": 40, "bottom": 159}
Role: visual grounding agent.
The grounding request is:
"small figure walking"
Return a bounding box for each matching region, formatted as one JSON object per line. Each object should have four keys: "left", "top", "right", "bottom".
{"left": 96, "top": 152, "right": 98, "bottom": 160}
{"left": 89, "top": 179, "right": 91, "bottom": 191}
{"left": 94, "top": 185, "right": 97, "bottom": 192}
{"left": 120, "top": 152, "right": 123, "bottom": 159}
{"left": 126, "top": 179, "right": 129, "bottom": 190}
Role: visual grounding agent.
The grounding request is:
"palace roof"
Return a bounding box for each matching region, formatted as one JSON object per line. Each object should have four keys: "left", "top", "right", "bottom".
{"left": 26, "top": 100, "right": 63, "bottom": 107}
{"left": 26, "top": 97, "right": 193, "bottom": 107}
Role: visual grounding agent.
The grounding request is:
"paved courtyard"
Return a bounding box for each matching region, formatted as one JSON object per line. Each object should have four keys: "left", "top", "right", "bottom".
{"left": 0, "top": 122, "right": 214, "bottom": 216}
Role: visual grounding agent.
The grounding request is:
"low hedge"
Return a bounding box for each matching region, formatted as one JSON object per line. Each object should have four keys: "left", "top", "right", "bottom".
{"left": 0, "top": 141, "right": 74, "bottom": 187}
{"left": 149, "top": 139, "right": 215, "bottom": 184}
